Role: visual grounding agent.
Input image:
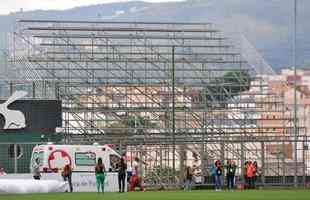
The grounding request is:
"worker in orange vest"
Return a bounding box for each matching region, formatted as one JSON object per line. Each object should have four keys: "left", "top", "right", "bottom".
{"left": 246, "top": 161, "right": 255, "bottom": 189}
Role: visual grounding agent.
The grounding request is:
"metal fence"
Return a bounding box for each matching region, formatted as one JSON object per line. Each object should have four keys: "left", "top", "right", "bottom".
{"left": 1, "top": 141, "right": 310, "bottom": 188}
{"left": 0, "top": 143, "right": 41, "bottom": 173}
{"left": 126, "top": 141, "right": 310, "bottom": 188}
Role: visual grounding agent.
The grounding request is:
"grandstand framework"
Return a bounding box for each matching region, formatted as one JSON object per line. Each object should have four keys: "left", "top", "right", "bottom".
{"left": 10, "top": 20, "right": 309, "bottom": 187}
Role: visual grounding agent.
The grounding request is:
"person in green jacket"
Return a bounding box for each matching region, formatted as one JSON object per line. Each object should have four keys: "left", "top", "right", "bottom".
{"left": 95, "top": 157, "right": 106, "bottom": 193}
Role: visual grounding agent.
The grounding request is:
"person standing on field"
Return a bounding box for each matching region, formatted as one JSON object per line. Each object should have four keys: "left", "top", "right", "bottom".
{"left": 129, "top": 157, "right": 144, "bottom": 192}
{"left": 63, "top": 163, "right": 73, "bottom": 192}
{"left": 184, "top": 166, "right": 194, "bottom": 191}
{"left": 210, "top": 163, "right": 217, "bottom": 190}
{"left": 253, "top": 161, "right": 258, "bottom": 189}
{"left": 246, "top": 161, "right": 254, "bottom": 189}
{"left": 214, "top": 160, "right": 223, "bottom": 191}
{"left": 95, "top": 157, "right": 106, "bottom": 193}
{"left": 243, "top": 161, "right": 249, "bottom": 189}
{"left": 226, "top": 160, "right": 237, "bottom": 190}
{"left": 32, "top": 157, "right": 41, "bottom": 180}
{"left": 117, "top": 158, "right": 127, "bottom": 193}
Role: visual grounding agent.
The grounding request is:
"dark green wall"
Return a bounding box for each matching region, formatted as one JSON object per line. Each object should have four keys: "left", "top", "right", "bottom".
{"left": 0, "top": 132, "right": 63, "bottom": 173}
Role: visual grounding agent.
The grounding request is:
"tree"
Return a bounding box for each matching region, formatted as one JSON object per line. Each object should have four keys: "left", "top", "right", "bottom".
{"left": 202, "top": 70, "right": 251, "bottom": 108}
{"left": 125, "top": 116, "right": 157, "bottom": 128}
{"left": 106, "top": 115, "right": 158, "bottom": 138}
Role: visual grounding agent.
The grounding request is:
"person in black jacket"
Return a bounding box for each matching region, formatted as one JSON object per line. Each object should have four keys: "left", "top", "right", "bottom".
{"left": 226, "top": 160, "right": 237, "bottom": 190}
{"left": 117, "top": 158, "right": 127, "bottom": 193}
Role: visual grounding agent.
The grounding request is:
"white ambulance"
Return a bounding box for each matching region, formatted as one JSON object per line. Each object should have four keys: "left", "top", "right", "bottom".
{"left": 30, "top": 143, "right": 121, "bottom": 173}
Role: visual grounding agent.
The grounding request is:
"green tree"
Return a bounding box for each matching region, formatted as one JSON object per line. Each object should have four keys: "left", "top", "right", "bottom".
{"left": 202, "top": 70, "right": 251, "bottom": 107}
{"left": 106, "top": 115, "right": 158, "bottom": 137}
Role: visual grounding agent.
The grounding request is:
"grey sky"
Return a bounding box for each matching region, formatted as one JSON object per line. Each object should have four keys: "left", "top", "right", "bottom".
{"left": 0, "top": 0, "right": 184, "bottom": 15}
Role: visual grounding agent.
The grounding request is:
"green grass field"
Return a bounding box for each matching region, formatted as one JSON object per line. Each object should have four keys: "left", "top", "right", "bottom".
{"left": 1, "top": 190, "right": 310, "bottom": 200}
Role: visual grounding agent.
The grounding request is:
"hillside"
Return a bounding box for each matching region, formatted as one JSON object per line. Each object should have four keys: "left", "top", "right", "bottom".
{"left": 0, "top": 0, "right": 309, "bottom": 71}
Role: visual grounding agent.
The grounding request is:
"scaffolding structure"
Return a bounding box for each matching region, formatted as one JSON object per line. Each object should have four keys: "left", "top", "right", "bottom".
{"left": 11, "top": 20, "right": 309, "bottom": 187}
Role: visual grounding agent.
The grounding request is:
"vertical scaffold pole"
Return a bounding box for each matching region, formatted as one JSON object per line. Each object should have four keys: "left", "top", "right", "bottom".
{"left": 172, "top": 46, "right": 176, "bottom": 183}
{"left": 293, "top": 0, "right": 298, "bottom": 188}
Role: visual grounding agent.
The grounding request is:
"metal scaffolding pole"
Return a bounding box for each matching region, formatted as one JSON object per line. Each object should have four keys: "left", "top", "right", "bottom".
{"left": 293, "top": 0, "right": 298, "bottom": 188}
{"left": 172, "top": 46, "right": 176, "bottom": 179}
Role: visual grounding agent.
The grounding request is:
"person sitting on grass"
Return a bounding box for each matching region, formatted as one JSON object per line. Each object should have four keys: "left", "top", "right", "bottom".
{"left": 95, "top": 157, "right": 106, "bottom": 193}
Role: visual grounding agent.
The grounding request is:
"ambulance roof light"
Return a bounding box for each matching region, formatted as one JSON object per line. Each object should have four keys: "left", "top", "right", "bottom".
{"left": 93, "top": 142, "right": 99, "bottom": 146}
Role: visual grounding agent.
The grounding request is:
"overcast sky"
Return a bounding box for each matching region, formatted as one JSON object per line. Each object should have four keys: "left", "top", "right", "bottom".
{"left": 0, "top": 0, "right": 184, "bottom": 15}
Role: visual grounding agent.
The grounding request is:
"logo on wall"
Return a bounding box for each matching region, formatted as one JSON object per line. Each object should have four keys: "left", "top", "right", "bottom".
{"left": 0, "top": 91, "right": 27, "bottom": 129}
